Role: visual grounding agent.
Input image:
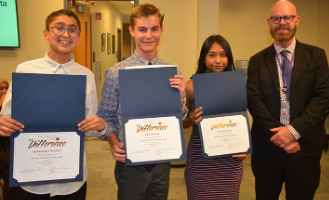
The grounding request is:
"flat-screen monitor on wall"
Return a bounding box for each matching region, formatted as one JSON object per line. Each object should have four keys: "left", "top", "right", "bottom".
{"left": 0, "top": 0, "right": 20, "bottom": 48}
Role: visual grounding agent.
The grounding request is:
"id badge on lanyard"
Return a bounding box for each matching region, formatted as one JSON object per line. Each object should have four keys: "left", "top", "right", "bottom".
{"left": 281, "top": 102, "right": 290, "bottom": 119}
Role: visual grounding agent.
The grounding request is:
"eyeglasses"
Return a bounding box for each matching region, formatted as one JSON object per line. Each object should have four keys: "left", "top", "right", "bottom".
{"left": 0, "top": 86, "right": 8, "bottom": 90}
{"left": 50, "top": 27, "right": 81, "bottom": 37}
{"left": 270, "top": 15, "right": 296, "bottom": 24}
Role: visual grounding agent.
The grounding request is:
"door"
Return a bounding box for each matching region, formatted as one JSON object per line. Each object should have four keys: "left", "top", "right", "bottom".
{"left": 72, "top": 5, "right": 91, "bottom": 70}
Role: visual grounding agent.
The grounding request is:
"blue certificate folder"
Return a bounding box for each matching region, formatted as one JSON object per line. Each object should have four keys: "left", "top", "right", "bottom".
{"left": 9, "top": 73, "right": 86, "bottom": 187}
{"left": 119, "top": 66, "right": 186, "bottom": 166}
{"left": 192, "top": 70, "right": 253, "bottom": 159}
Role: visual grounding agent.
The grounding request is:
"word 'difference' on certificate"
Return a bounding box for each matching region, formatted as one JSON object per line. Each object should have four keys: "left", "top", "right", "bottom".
{"left": 125, "top": 116, "right": 182, "bottom": 163}
{"left": 13, "top": 132, "right": 80, "bottom": 183}
{"left": 200, "top": 115, "right": 250, "bottom": 157}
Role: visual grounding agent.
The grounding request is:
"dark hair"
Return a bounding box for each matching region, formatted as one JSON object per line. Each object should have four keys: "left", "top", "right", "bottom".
{"left": 195, "top": 35, "right": 235, "bottom": 74}
{"left": 130, "top": 4, "right": 163, "bottom": 28}
{"left": 46, "top": 9, "right": 81, "bottom": 31}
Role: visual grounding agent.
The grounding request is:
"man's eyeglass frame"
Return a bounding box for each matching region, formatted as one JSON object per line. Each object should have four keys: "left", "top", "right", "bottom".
{"left": 270, "top": 15, "right": 296, "bottom": 24}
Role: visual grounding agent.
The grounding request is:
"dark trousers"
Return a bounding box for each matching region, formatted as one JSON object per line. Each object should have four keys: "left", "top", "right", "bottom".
{"left": 15, "top": 182, "right": 87, "bottom": 200}
{"left": 115, "top": 161, "right": 170, "bottom": 200}
{"left": 252, "top": 147, "right": 321, "bottom": 200}
{"left": 0, "top": 152, "right": 16, "bottom": 200}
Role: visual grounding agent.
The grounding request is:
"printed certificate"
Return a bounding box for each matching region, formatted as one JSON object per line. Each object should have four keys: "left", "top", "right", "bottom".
{"left": 125, "top": 116, "right": 183, "bottom": 163}
{"left": 200, "top": 114, "right": 250, "bottom": 157}
{"left": 13, "top": 132, "right": 80, "bottom": 183}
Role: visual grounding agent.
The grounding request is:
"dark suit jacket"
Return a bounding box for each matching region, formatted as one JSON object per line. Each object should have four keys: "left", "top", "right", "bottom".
{"left": 247, "top": 40, "right": 329, "bottom": 156}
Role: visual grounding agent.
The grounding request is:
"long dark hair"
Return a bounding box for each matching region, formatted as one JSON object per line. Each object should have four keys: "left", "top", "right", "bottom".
{"left": 195, "top": 35, "right": 235, "bottom": 74}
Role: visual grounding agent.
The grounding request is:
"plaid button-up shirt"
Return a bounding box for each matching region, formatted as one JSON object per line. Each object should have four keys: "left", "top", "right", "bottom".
{"left": 98, "top": 51, "right": 187, "bottom": 142}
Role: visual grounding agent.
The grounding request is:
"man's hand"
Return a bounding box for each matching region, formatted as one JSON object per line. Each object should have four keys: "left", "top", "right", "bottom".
{"left": 0, "top": 116, "right": 24, "bottom": 136}
{"left": 283, "top": 141, "right": 300, "bottom": 154}
{"left": 169, "top": 75, "right": 186, "bottom": 99}
{"left": 270, "top": 126, "right": 295, "bottom": 147}
{"left": 111, "top": 142, "right": 126, "bottom": 163}
{"left": 78, "top": 115, "right": 105, "bottom": 132}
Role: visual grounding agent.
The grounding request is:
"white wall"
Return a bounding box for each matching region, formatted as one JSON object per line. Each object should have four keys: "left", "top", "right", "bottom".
{"left": 90, "top": 1, "right": 123, "bottom": 98}
{"left": 0, "top": 0, "right": 63, "bottom": 82}
{"left": 139, "top": 0, "right": 199, "bottom": 81}
{"left": 317, "top": 0, "right": 329, "bottom": 54}
{"left": 198, "top": 0, "right": 219, "bottom": 55}
{"left": 212, "top": 0, "right": 328, "bottom": 61}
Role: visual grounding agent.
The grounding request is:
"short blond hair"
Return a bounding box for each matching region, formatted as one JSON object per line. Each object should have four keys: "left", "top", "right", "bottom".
{"left": 130, "top": 4, "right": 163, "bottom": 28}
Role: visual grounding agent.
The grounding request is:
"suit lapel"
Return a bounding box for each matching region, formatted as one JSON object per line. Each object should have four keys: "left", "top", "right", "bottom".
{"left": 291, "top": 41, "right": 304, "bottom": 90}
{"left": 265, "top": 45, "right": 280, "bottom": 96}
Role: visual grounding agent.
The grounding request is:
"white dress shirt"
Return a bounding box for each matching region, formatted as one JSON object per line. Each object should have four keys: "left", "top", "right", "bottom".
{"left": 1, "top": 52, "right": 106, "bottom": 196}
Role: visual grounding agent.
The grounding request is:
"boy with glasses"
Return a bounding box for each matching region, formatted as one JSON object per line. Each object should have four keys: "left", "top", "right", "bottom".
{"left": 0, "top": 9, "right": 107, "bottom": 200}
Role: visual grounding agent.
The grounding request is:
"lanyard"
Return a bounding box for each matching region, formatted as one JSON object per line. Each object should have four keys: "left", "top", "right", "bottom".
{"left": 275, "top": 50, "right": 295, "bottom": 88}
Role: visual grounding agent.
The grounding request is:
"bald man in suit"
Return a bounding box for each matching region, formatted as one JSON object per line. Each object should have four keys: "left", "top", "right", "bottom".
{"left": 247, "top": 1, "right": 329, "bottom": 200}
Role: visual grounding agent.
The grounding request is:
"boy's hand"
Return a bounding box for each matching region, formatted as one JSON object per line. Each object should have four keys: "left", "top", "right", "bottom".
{"left": 169, "top": 75, "right": 186, "bottom": 99}
{"left": 78, "top": 115, "right": 105, "bottom": 132}
{"left": 0, "top": 116, "right": 24, "bottom": 136}
{"left": 111, "top": 142, "right": 126, "bottom": 163}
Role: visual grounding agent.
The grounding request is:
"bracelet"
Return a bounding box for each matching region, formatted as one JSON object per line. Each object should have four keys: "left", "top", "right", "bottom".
{"left": 181, "top": 97, "right": 186, "bottom": 107}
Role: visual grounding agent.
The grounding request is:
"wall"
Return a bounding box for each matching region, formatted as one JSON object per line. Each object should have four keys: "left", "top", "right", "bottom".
{"left": 0, "top": 0, "right": 63, "bottom": 82}
{"left": 317, "top": 0, "right": 329, "bottom": 54}
{"left": 198, "top": 0, "right": 219, "bottom": 55}
{"left": 212, "top": 0, "right": 328, "bottom": 61}
{"left": 89, "top": 1, "right": 123, "bottom": 97}
{"left": 139, "top": 0, "right": 199, "bottom": 81}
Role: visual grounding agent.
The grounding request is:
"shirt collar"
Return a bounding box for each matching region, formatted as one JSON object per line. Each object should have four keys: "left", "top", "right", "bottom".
{"left": 132, "top": 50, "right": 159, "bottom": 66}
{"left": 44, "top": 51, "right": 75, "bottom": 74}
{"left": 274, "top": 38, "right": 296, "bottom": 55}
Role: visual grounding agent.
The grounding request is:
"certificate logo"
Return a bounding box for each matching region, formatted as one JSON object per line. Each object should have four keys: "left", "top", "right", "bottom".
{"left": 28, "top": 136, "right": 67, "bottom": 149}
{"left": 210, "top": 120, "right": 237, "bottom": 130}
{"left": 136, "top": 121, "right": 168, "bottom": 133}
